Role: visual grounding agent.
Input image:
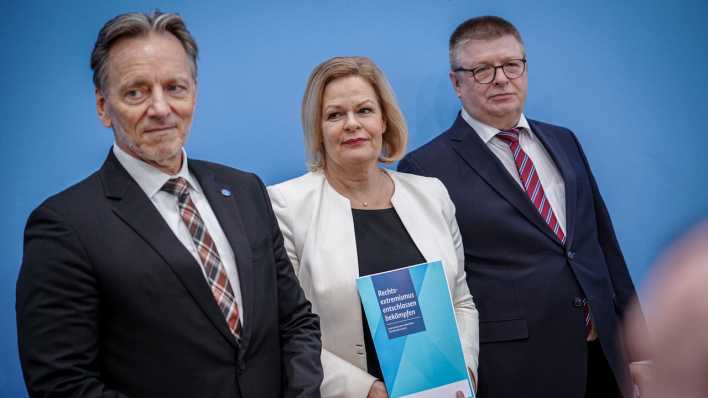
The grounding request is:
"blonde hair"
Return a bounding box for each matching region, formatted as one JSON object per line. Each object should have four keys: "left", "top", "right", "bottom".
{"left": 301, "top": 56, "right": 408, "bottom": 171}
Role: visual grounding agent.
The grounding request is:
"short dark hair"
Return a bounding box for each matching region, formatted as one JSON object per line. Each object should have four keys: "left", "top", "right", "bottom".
{"left": 449, "top": 16, "right": 524, "bottom": 69}
{"left": 90, "top": 11, "right": 198, "bottom": 93}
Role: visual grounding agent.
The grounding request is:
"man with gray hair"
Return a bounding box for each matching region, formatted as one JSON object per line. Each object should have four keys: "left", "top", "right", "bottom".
{"left": 16, "top": 11, "right": 323, "bottom": 398}
{"left": 399, "top": 16, "right": 650, "bottom": 398}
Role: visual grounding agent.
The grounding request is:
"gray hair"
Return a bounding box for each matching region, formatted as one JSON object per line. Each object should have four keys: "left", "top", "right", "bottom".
{"left": 90, "top": 10, "right": 198, "bottom": 93}
{"left": 449, "top": 16, "right": 524, "bottom": 70}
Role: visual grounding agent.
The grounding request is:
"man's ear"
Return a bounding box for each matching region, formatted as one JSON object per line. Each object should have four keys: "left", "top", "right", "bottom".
{"left": 449, "top": 71, "right": 463, "bottom": 98}
{"left": 192, "top": 81, "right": 198, "bottom": 113}
{"left": 95, "top": 88, "right": 112, "bottom": 128}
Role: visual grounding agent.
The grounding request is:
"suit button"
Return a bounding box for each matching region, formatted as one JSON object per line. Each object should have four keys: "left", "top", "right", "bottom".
{"left": 566, "top": 250, "right": 575, "bottom": 260}
{"left": 573, "top": 297, "right": 584, "bottom": 307}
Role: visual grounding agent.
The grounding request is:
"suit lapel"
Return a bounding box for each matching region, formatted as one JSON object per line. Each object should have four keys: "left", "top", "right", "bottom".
{"left": 388, "top": 172, "right": 439, "bottom": 263}
{"left": 315, "top": 179, "right": 360, "bottom": 282}
{"left": 188, "top": 160, "right": 255, "bottom": 349}
{"left": 302, "top": 177, "right": 362, "bottom": 340}
{"left": 448, "top": 115, "right": 562, "bottom": 244}
{"left": 99, "top": 152, "right": 239, "bottom": 350}
{"left": 528, "top": 120, "right": 578, "bottom": 248}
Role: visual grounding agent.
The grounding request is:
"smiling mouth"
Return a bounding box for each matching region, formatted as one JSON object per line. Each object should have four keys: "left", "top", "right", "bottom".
{"left": 343, "top": 138, "right": 368, "bottom": 145}
{"left": 144, "top": 126, "right": 176, "bottom": 133}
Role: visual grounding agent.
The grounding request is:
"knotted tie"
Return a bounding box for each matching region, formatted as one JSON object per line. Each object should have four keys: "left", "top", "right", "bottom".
{"left": 496, "top": 128, "right": 565, "bottom": 243}
{"left": 497, "top": 129, "right": 593, "bottom": 338}
{"left": 162, "top": 177, "right": 240, "bottom": 336}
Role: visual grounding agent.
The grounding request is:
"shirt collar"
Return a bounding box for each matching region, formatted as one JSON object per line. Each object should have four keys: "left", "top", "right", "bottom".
{"left": 460, "top": 108, "right": 531, "bottom": 143}
{"left": 112, "top": 144, "right": 201, "bottom": 198}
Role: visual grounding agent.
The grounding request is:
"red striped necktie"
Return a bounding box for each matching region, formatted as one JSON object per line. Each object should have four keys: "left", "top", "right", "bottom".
{"left": 497, "top": 128, "right": 593, "bottom": 339}
{"left": 162, "top": 177, "right": 241, "bottom": 336}
{"left": 496, "top": 128, "right": 565, "bottom": 243}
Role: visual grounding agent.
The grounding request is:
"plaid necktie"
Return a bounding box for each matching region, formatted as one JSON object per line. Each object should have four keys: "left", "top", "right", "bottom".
{"left": 497, "top": 129, "right": 593, "bottom": 338}
{"left": 162, "top": 177, "right": 240, "bottom": 336}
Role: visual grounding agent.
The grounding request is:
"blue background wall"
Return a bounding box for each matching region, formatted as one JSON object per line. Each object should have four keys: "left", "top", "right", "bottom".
{"left": 2, "top": 0, "right": 707, "bottom": 395}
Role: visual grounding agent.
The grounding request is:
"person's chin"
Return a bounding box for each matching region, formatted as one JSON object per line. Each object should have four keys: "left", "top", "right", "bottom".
{"left": 142, "top": 143, "right": 182, "bottom": 162}
{"left": 489, "top": 102, "right": 520, "bottom": 115}
{"left": 342, "top": 153, "right": 378, "bottom": 168}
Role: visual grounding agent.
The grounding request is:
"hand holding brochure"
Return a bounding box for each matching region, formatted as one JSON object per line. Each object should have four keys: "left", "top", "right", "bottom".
{"left": 356, "top": 261, "right": 475, "bottom": 398}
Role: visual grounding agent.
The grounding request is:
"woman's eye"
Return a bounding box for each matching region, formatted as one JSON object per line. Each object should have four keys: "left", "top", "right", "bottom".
{"left": 359, "top": 107, "right": 373, "bottom": 114}
{"left": 326, "top": 112, "right": 341, "bottom": 120}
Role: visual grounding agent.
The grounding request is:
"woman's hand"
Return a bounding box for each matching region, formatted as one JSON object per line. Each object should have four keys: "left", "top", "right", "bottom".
{"left": 367, "top": 381, "right": 469, "bottom": 397}
{"left": 367, "top": 380, "right": 388, "bottom": 398}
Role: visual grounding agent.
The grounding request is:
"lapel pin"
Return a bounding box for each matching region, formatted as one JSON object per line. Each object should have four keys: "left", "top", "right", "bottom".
{"left": 221, "top": 188, "right": 232, "bottom": 197}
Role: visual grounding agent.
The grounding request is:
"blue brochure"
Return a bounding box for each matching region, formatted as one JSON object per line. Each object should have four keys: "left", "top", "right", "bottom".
{"left": 356, "top": 261, "right": 474, "bottom": 398}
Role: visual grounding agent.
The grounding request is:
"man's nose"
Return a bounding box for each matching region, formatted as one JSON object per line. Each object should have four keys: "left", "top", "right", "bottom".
{"left": 492, "top": 66, "right": 510, "bottom": 85}
{"left": 147, "top": 88, "right": 170, "bottom": 117}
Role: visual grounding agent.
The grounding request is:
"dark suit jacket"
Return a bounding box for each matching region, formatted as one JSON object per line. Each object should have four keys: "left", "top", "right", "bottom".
{"left": 16, "top": 151, "right": 323, "bottom": 398}
{"left": 398, "top": 114, "right": 642, "bottom": 398}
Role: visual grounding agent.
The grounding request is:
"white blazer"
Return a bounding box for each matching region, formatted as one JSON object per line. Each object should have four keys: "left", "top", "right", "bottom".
{"left": 268, "top": 170, "right": 479, "bottom": 398}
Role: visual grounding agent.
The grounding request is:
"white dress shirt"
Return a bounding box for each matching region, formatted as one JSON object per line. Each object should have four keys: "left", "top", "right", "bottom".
{"left": 113, "top": 144, "right": 244, "bottom": 324}
{"left": 461, "top": 109, "right": 567, "bottom": 232}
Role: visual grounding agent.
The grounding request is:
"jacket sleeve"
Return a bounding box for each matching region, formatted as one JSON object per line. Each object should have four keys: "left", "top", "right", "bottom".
{"left": 571, "top": 133, "right": 650, "bottom": 361}
{"left": 321, "top": 349, "right": 377, "bottom": 398}
{"left": 437, "top": 178, "right": 480, "bottom": 382}
{"left": 259, "top": 177, "right": 324, "bottom": 398}
{"left": 16, "top": 204, "right": 132, "bottom": 398}
{"left": 267, "top": 185, "right": 302, "bottom": 275}
{"left": 397, "top": 154, "right": 427, "bottom": 175}
{"left": 268, "top": 182, "right": 377, "bottom": 397}
{"left": 571, "top": 134, "right": 639, "bottom": 318}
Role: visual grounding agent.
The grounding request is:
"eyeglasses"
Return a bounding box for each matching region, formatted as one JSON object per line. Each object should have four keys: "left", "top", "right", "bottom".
{"left": 454, "top": 58, "right": 527, "bottom": 84}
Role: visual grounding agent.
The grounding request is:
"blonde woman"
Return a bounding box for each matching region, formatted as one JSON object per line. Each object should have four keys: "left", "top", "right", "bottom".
{"left": 268, "top": 56, "right": 478, "bottom": 398}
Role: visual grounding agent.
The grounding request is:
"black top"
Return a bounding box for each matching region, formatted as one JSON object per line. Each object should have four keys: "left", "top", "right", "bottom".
{"left": 352, "top": 207, "right": 426, "bottom": 380}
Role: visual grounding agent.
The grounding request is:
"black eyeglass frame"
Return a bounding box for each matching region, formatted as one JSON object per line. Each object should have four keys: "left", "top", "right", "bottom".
{"left": 454, "top": 58, "right": 527, "bottom": 84}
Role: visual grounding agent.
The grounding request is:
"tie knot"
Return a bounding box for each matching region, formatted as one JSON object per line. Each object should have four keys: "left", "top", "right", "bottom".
{"left": 162, "top": 177, "right": 190, "bottom": 198}
{"left": 497, "top": 128, "right": 520, "bottom": 145}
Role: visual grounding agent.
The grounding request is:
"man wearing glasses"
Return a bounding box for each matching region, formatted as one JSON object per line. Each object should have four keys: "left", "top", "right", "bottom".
{"left": 399, "top": 16, "right": 650, "bottom": 398}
